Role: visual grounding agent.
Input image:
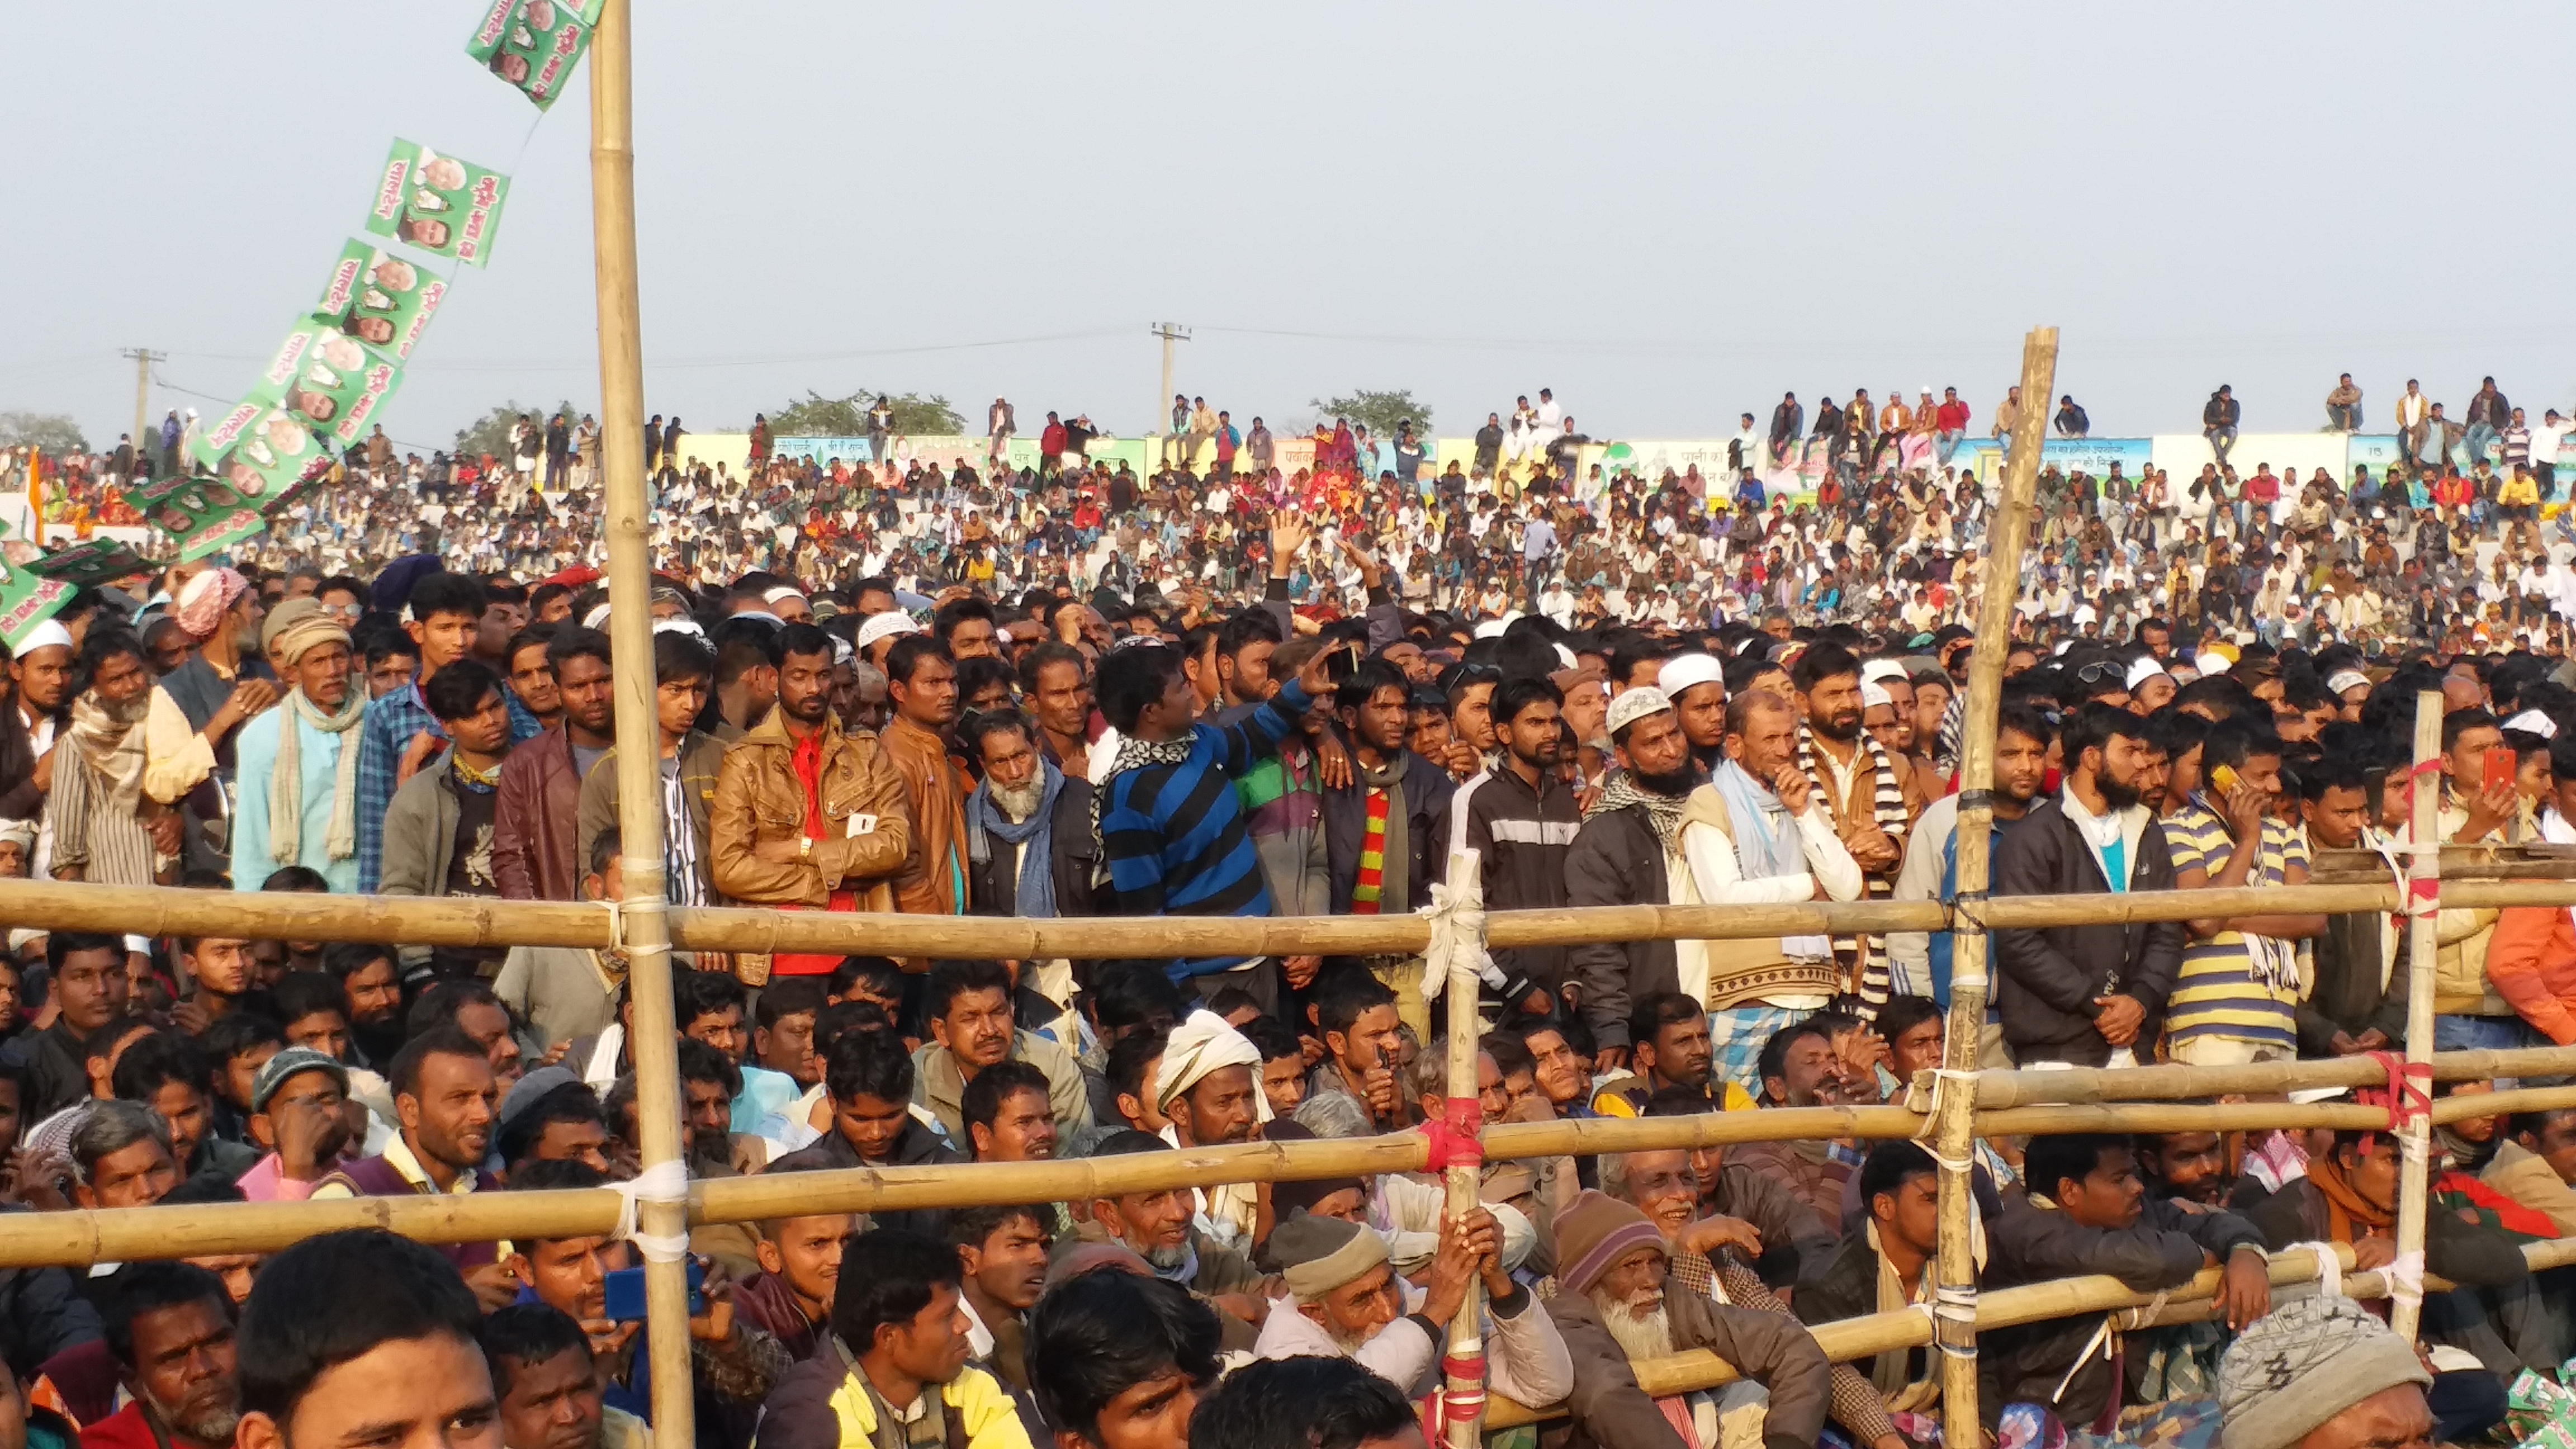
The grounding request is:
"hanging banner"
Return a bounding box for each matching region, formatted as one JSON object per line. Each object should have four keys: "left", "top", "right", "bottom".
{"left": 130, "top": 477, "right": 272, "bottom": 562}
{"left": 251, "top": 324, "right": 403, "bottom": 447}
{"left": 466, "top": 0, "right": 597, "bottom": 112}
{"left": 28, "top": 540, "right": 150, "bottom": 587}
{"left": 366, "top": 139, "right": 509, "bottom": 268}
{"left": 318, "top": 240, "right": 445, "bottom": 363}
{"left": 0, "top": 561, "right": 70, "bottom": 652}
{"left": 190, "top": 401, "right": 336, "bottom": 503}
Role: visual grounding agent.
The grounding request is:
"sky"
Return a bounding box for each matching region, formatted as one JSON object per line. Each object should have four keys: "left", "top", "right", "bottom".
{"left": 8, "top": 2, "right": 2575, "bottom": 457}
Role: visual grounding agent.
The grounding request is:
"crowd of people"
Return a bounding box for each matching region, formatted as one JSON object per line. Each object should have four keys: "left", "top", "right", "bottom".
{"left": 0, "top": 375, "right": 2571, "bottom": 1449}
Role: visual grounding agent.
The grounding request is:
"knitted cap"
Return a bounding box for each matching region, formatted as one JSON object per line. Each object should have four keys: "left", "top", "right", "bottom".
{"left": 1271, "top": 1214, "right": 1388, "bottom": 1297}
{"left": 1554, "top": 1190, "right": 1664, "bottom": 1298}
{"left": 2217, "top": 1295, "right": 2430, "bottom": 1449}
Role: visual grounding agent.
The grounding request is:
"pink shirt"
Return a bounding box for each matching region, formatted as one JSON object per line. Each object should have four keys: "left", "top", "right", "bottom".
{"left": 235, "top": 1154, "right": 316, "bottom": 1203}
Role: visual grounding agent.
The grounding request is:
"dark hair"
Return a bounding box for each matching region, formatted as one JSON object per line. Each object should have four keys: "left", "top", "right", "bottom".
{"left": 676, "top": 1038, "right": 738, "bottom": 1098}
{"left": 1186, "top": 1350, "right": 1413, "bottom": 1449}
{"left": 1105, "top": 1030, "right": 1168, "bottom": 1112}
{"left": 495, "top": 1082, "right": 606, "bottom": 1171}
{"left": 2060, "top": 699, "right": 2150, "bottom": 768}
{"left": 259, "top": 865, "right": 330, "bottom": 893}
{"left": 1238, "top": 1015, "right": 1301, "bottom": 1066}
{"left": 828, "top": 955, "right": 906, "bottom": 1002}
{"left": 651, "top": 628, "right": 714, "bottom": 687}
{"left": 1216, "top": 610, "right": 1281, "bottom": 665}
{"left": 1791, "top": 640, "right": 1860, "bottom": 694}
{"left": 1088, "top": 962, "right": 1186, "bottom": 1035}
{"left": 198, "top": 1011, "right": 286, "bottom": 1068}
{"left": 506, "top": 1157, "right": 610, "bottom": 1197}
{"left": 2442, "top": 707, "right": 2499, "bottom": 753}
{"left": 1029, "top": 1269, "right": 1222, "bottom": 1441}
{"left": 321, "top": 940, "right": 397, "bottom": 984}
{"left": 962, "top": 1059, "right": 1053, "bottom": 1143}
{"left": 2203, "top": 714, "right": 2284, "bottom": 774}
{"left": 830, "top": 1228, "right": 961, "bottom": 1354}
{"left": 934, "top": 596, "right": 997, "bottom": 643}
{"left": 944, "top": 1202, "right": 1049, "bottom": 1253}
{"left": 1313, "top": 965, "right": 1397, "bottom": 1041}
{"left": 1996, "top": 700, "right": 2057, "bottom": 751}
{"left": 926, "top": 959, "right": 1013, "bottom": 1024}
{"left": 674, "top": 970, "right": 746, "bottom": 1031}
{"left": 271, "top": 972, "right": 350, "bottom": 1031}
{"left": 1490, "top": 674, "right": 1563, "bottom": 729}
{"left": 1096, "top": 643, "right": 1184, "bottom": 733}
{"left": 237, "top": 1229, "right": 485, "bottom": 1420}
{"left": 110, "top": 1031, "right": 210, "bottom": 1106}
{"left": 2024, "top": 1133, "right": 2134, "bottom": 1202}
{"left": 1333, "top": 657, "right": 1409, "bottom": 716}
{"left": 103, "top": 1261, "right": 233, "bottom": 1368}
{"left": 405, "top": 572, "right": 488, "bottom": 624}
{"left": 1877, "top": 994, "right": 1943, "bottom": 1046}
{"left": 476, "top": 1303, "right": 591, "bottom": 1400}
{"left": 884, "top": 633, "right": 955, "bottom": 690}
{"left": 422, "top": 657, "right": 503, "bottom": 724}
{"left": 405, "top": 980, "right": 505, "bottom": 1041}
{"left": 713, "top": 629, "right": 780, "bottom": 688}
{"left": 824, "top": 1030, "right": 912, "bottom": 1106}
{"left": 387, "top": 1024, "right": 487, "bottom": 1102}
{"left": 958, "top": 709, "right": 1034, "bottom": 764}
{"left": 1627, "top": 992, "right": 1703, "bottom": 1060}
{"left": 755, "top": 977, "right": 827, "bottom": 1033}
{"left": 544, "top": 627, "right": 612, "bottom": 679}
{"left": 46, "top": 930, "right": 125, "bottom": 973}
{"left": 1756, "top": 1016, "right": 1835, "bottom": 1090}
{"left": 1858, "top": 1140, "right": 1939, "bottom": 1214}
{"left": 1017, "top": 640, "right": 1087, "bottom": 695}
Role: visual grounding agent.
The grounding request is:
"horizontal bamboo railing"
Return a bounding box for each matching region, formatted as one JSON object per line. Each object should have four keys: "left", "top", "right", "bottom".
{"left": 7, "top": 1069, "right": 2573, "bottom": 1271}
{"left": 1484, "top": 1235, "right": 2576, "bottom": 1429}
{"left": 9, "top": 875, "right": 2576, "bottom": 959}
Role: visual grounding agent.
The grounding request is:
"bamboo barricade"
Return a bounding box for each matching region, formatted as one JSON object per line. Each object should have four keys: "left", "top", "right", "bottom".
{"left": 1436, "top": 857, "right": 1488, "bottom": 1449}
{"left": 2392, "top": 691, "right": 2444, "bottom": 1339}
{"left": 587, "top": 3, "right": 695, "bottom": 1441}
{"left": 8, "top": 1075, "right": 2573, "bottom": 1270}
{"left": 1483, "top": 1235, "right": 2576, "bottom": 1430}
{"left": 1933, "top": 323, "right": 2057, "bottom": 1449}
{"left": 9, "top": 876, "right": 2576, "bottom": 959}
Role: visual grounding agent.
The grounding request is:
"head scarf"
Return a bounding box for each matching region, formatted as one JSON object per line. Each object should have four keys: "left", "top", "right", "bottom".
{"left": 264, "top": 606, "right": 363, "bottom": 866}
{"left": 175, "top": 568, "right": 249, "bottom": 641}
{"left": 1152, "top": 1010, "right": 1270, "bottom": 1122}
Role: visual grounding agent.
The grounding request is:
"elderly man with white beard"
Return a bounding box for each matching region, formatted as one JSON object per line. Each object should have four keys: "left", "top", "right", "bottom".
{"left": 1544, "top": 1190, "right": 1831, "bottom": 1449}
{"left": 962, "top": 712, "right": 1096, "bottom": 1025}
{"left": 1253, "top": 1211, "right": 1571, "bottom": 1427}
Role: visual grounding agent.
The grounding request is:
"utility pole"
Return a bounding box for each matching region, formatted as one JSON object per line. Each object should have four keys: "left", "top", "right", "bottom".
{"left": 1149, "top": 321, "right": 1188, "bottom": 461}
{"left": 120, "top": 349, "right": 165, "bottom": 461}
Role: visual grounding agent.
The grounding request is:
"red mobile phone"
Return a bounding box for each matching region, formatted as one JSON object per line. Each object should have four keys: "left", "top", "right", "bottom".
{"left": 2485, "top": 746, "right": 2517, "bottom": 795}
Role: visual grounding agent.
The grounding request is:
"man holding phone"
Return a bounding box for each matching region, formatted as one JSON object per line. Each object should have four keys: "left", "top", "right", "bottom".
{"left": 2160, "top": 717, "right": 2328, "bottom": 1066}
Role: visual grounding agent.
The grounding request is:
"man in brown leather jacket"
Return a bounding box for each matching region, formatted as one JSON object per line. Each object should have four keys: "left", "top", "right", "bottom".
{"left": 879, "top": 634, "right": 968, "bottom": 921}
{"left": 494, "top": 628, "right": 616, "bottom": 901}
{"left": 710, "top": 623, "right": 911, "bottom": 979}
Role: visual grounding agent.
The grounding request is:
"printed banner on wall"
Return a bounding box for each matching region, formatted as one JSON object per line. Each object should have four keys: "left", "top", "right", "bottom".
{"left": 366, "top": 140, "right": 510, "bottom": 268}
{"left": 189, "top": 401, "right": 337, "bottom": 503}
{"left": 251, "top": 325, "right": 403, "bottom": 446}
{"left": 317, "top": 240, "right": 445, "bottom": 362}
{"left": 466, "top": 0, "right": 598, "bottom": 112}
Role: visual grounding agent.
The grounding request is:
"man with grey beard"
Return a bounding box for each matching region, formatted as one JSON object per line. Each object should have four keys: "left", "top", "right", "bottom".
{"left": 1544, "top": 1190, "right": 1830, "bottom": 1449}
{"left": 92, "top": 1263, "right": 243, "bottom": 1449}
{"left": 962, "top": 712, "right": 1097, "bottom": 921}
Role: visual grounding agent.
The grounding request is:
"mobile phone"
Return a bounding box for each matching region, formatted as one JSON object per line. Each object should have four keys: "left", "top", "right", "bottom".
{"left": 2209, "top": 763, "right": 2241, "bottom": 797}
{"left": 603, "top": 1258, "right": 705, "bottom": 1323}
{"left": 2485, "top": 746, "right": 2518, "bottom": 795}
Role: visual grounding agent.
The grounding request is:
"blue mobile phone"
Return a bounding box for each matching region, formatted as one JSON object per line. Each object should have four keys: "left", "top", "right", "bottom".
{"left": 603, "top": 1257, "right": 705, "bottom": 1322}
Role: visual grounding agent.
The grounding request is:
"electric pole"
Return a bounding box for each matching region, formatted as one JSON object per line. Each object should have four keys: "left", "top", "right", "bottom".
{"left": 120, "top": 348, "right": 165, "bottom": 462}
{"left": 1149, "top": 322, "right": 1188, "bottom": 460}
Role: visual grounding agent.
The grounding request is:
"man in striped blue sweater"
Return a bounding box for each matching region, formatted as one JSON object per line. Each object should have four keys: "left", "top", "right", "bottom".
{"left": 1093, "top": 638, "right": 1334, "bottom": 1011}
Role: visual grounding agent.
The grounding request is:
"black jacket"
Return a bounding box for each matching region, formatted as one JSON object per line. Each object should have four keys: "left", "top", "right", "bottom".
{"left": 1452, "top": 765, "right": 1580, "bottom": 1000}
{"left": 1320, "top": 749, "right": 1454, "bottom": 918}
{"left": 1979, "top": 1194, "right": 2262, "bottom": 1431}
{"left": 1992, "top": 798, "right": 2181, "bottom": 1065}
{"left": 2297, "top": 907, "right": 2409, "bottom": 1056}
{"left": 768, "top": 1116, "right": 962, "bottom": 1238}
{"left": 2204, "top": 393, "right": 2240, "bottom": 428}
{"left": 0, "top": 1208, "right": 100, "bottom": 1377}
{"left": 965, "top": 776, "right": 1098, "bottom": 920}
{"left": 1564, "top": 806, "right": 1677, "bottom": 1052}
{"left": 2246, "top": 1177, "right": 2528, "bottom": 1288}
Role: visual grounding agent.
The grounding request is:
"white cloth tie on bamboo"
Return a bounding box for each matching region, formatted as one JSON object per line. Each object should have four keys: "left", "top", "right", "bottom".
{"left": 2289, "top": 1241, "right": 2343, "bottom": 1301}
{"left": 1420, "top": 851, "right": 1489, "bottom": 1005}
{"left": 2386, "top": 1250, "right": 2426, "bottom": 1317}
{"left": 596, "top": 899, "right": 626, "bottom": 954}
{"left": 1914, "top": 1068, "right": 1982, "bottom": 1172}
{"left": 608, "top": 1161, "right": 692, "bottom": 1263}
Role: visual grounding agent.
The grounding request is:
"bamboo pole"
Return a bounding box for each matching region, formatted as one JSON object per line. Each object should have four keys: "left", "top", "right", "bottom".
{"left": 12, "top": 1085, "right": 2576, "bottom": 1270}
{"left": 588, "top": 4, "right": 693, "bottom": 1439}
{"left": 8, "top": 875, "right": 2576, "bottom": 959}
{"left": 1959, "top": 1044, "right": 2576, "bottom": 1108}
{"left": 2393, "top": 690, "right": 2443, "bottom": 1342}
{"left": 1438, "top": 857, "right": 1485, "bottom": 1449}
{"left": 1932, "top": 324, "right": 2057, "bottom": 1449}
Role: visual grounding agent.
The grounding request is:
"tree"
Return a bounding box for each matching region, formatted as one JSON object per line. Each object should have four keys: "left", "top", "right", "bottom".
{"left": 1309, "top": 389, "right": 1432, "bottom": 442}
{"left": 0, "top": 412, "right": 89, "bottom": 454}
{"left": 767, "top": 390, "right": 966, "bottom": 438}
{"left": 452, "top": 399, "right": 580, "bottom": 458}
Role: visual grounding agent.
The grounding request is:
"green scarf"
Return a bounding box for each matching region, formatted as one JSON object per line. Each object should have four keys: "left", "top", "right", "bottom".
{"left": 1357, "top": 753, "right": 1409, "bottom": 915}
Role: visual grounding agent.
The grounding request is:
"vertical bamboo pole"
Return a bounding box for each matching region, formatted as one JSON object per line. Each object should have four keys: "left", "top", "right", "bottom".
{"left": 2390, "top": 690, "right": 2442, "bottom": 1340}
{"left": 1934, "top": 328, "right": 2057, "bottom": 1449}
{"left": 1440, "top": 855, "right": 1488, "bottom": 1449}
{"left": 589, "top": 3, "right": 694, "bottom": 1438}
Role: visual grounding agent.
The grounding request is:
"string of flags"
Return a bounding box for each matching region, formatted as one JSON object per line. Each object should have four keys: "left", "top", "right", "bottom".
{"left": 5, "top": 1, "right": 592, "bottom": 646}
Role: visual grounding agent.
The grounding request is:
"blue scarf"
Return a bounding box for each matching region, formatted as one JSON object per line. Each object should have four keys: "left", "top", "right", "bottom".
{"left": 967, "top": 759, "right": 1065, "bottom": 919}
{"left": 1711, "top": 760, "right": 1804, "bottom": 880}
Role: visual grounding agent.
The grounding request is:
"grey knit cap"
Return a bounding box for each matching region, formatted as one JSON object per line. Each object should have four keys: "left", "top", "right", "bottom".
{"left": 2218, "top": 1295, "right": 2431, "bottom": 1449}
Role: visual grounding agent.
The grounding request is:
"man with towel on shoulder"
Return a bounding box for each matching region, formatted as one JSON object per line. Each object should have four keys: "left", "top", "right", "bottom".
{"left": 1153, "top": 1010, "right": 1271, "bottom": 1250}
{"left": 1253, "top": 1210, "right": 1571, "bottom": 1432}
{"left": 232, "top": 599, "right": 364, "bottom": 892}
